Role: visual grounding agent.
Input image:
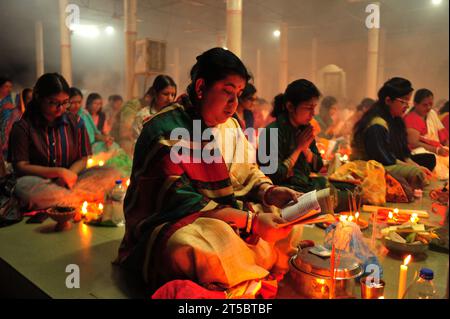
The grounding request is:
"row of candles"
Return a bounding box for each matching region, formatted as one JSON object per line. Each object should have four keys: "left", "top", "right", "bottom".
{"left": 377, "top": 208, "right": 420, "bottom": 225}
{"left": 87, "top": 158, "right": 105, "bottom": 168}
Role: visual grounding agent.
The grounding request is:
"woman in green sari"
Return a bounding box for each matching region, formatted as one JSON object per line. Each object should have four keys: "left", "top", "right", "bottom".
{"left": 259, "top": 79, "right": 326, "bottom": 193}
{"left": 116, "top": 48, "right": 304, "bottom": 295}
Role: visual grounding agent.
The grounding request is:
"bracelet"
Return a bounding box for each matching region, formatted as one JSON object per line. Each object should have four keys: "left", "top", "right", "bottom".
{"left": 245, "top": 210, "right": 256, "bottom": 234}
{"left": 263, "top": 185, "right": 277, "bottom": 206}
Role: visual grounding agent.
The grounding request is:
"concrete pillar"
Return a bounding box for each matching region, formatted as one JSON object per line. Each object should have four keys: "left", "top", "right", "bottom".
{"left": 35, "top": 21, "right": 45, "bottom": 79}
{"left": 366, "top": 27, "right": 380, "bottom": 99}
{"left": 59, "top": 0, "right": 72, "bottom": 85}
{"left": 174, "top": 47, "right": 180, "bottom": 89}
{"left": 217, "top": 32, "right": 226, "bottom": 48}
{"left": 226, "top": 0, "right": 242, "bottom": 58}
{"left": 279, "top": 22, "right": 288, "bottom": 92}
{"left": 377, "top": 28, "right": 386, "bottom": 89}
{"left": 311, "top": 37, "right": 318, "bottom": 83}
{"left": 125, "top": 0, "right": 137, "bottom": 100}
{"left": 255, "top": 48, "right": 262, "bottom": 91}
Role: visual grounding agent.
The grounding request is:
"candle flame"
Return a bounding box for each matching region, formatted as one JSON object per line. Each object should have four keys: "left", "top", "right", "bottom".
{"left": 393, "top": 208, "right": 399, "bottom": 214}
{"left": 316, "top": 279, "right": 326, "bottom": 285}
{"left": 342, "top": 154, "right": 349, "bottom": 161}
{"left": 87, "top": 158, "right": 94, "bottom": 167}
{"left": 126, "top": 179, "right": 130, "bottom": 187}
{"left": 355, "top": 212, "right": 360, "bottom": 219}
{"left": 403, "top": 255, "right": 411, "bottom": 266}
{"left": 410, "top": 213, "right": 419, "bottom": 223}
{"left": 98, "top": 203, "right": 104, "bottom": 211}
{"left": 81, "top": 201, "right": 88, "bottom": 215}
{"left": 320, "top": 149, "right": 325, "bottom": 155}
{"left": 339, "top": 215, "right": 348, "bottom": 222}
{"left": 388, "top": 211, "right": 394, "bottom": 219}
{"left": 348, "top": 216, "right": 354, "bottom": 222}
{"left": 98, "top": 160, "right": 105, "bottom": 167}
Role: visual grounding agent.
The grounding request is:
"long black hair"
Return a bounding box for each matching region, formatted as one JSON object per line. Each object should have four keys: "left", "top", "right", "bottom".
{"left": 69, "top": 87, "right": 83, "bottom": 99}
{"left": 145, "top": 75, "right": 177, "bottom": 101}
{"left": 186, "top": 48, "right": 251, "bottom": 107}
{"left": 352, "top": 77, "right": 414, "bottom": 160}
{"left": 413, "top": 88, "right": 433, "bottom": 104}
{"left": 271, "top": 79, "right": 321, "bottom": 118}
{"left": 23, "top": 73, "right": 70, "bottom": 120}
{"left": 86, "top": 93, "right": 102, "bottom": 114}
{"left": 86, "top": 92, "right": 107, "bottom": 132}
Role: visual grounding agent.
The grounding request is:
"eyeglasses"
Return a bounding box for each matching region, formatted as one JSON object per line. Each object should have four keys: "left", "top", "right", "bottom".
{"left": 46, "top": 100, "right": 70, "bottom": 108}
{"left": 395, "top": 98, "right": 410, "bottom": 107}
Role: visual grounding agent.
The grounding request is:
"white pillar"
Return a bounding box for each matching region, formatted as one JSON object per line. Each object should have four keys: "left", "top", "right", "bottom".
{"left": 226, "top": 0, "right": 242, "bottom": 58}
{"left": 174, "top": 47, "right": 180, "bottom": 88}
{"left": 366, "top": 27, "right": 380, "bottom": 99}
{"left": 125, "top": 0, "right": 137, "bottom": 100}
{"left": 279, "top": 22, "right": 288, "bottom": 93}
{"left": 217, "top": 32, "right": 226, "bottom": 48}
{"left": 35, "top": 21, "right": 45, "bottom": 79}
{"left": 59, "top": 0, "right": 72, "bottom": 85}
{"left": 311, "top": 37, "right": 318, "bottom": 83}
{"left": 255, "top": 48, "right": 262, "bottom": 91}
{"left": 377, "top": 28, "right": 386, "bottom": 89}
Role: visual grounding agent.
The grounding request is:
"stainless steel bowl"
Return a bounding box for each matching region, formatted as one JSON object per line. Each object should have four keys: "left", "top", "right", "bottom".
{"left": 288, "top": 247, "right": 363, "bottom": 299}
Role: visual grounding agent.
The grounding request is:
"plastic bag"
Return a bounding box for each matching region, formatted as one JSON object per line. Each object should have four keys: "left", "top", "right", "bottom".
{"left": 324, "top": 221, "right": 383, "bottom": 279}
{"left": 330, "top": 160, "right": 386, "bottom": 205}
{"left": 361, "top": 160, "right": 386, "bottom": 205}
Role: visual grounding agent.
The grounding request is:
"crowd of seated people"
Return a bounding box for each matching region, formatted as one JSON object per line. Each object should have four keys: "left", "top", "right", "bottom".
{"left": 0, "top": 47, "right": 448, "bottom": 298}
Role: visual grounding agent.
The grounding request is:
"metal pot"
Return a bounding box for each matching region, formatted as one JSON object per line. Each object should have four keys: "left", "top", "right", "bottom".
{"left": 289, "top": 247, "right": 363, "bottom": 299}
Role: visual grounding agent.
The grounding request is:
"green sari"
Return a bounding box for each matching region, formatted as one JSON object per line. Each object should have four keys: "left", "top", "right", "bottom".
{"left": 259, "top": 113, "right": 326, "bottom": 193}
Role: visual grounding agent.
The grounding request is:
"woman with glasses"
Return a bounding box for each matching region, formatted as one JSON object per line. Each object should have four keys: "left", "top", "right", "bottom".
{"left": 352, "top": 77, "right": 433, "bottom": 190}
{"left": 8, "top": 73, "right": 120, "bottom": 210}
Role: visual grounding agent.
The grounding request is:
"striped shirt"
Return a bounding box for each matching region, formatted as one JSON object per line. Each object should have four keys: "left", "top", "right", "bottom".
{"left": 8, "top": 112, "right": 92, "bottom": 171}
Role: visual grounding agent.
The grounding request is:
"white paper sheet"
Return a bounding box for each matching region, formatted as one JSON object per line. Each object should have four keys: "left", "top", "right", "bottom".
{"left": 281, "top": 190, "right": 321, "bottom": 222}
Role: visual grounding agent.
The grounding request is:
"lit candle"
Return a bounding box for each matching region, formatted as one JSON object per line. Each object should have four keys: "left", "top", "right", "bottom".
{"left": 410, "top": 213, "right": 419, "bottom": 224}
{"left": 397, "top": 255, "right": 411, "bottom": 299}
{"left": 87, "top": 158, "right": 94, "bottom": 168}
{"left": 81, "top": 201, "right": 88, "bottom": 216}
{"left": 98, "top": 160, "right": 105, "bottom": 167}
{"left": 126, "top": 179, "right": 130, "bottom": 187}
{"left": 98, "top": 203, "right": 104, "bottom": 212}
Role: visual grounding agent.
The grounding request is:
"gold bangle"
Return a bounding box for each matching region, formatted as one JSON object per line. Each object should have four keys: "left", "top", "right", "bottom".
{"left": 245, "top": 211, "right": 256, "bottom": 234}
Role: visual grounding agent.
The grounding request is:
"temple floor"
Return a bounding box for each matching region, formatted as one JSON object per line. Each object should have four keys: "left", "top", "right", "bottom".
{"left": 0, "top": 181, "right": 447, "bottom": 299}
